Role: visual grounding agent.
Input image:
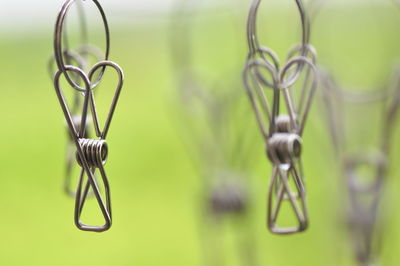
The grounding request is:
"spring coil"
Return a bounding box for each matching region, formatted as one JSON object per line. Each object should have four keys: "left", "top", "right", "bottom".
{"left": 77, "top": 139, "right": 108, "bottom": 168}
{"left": 267, "top": 133, "right": 302, "bottom": 164}
{"left": 276, "top": 115, "right": 296, "bottom": 133}
{"left": 210, "top": 185, "right": 247, "bottom": 214}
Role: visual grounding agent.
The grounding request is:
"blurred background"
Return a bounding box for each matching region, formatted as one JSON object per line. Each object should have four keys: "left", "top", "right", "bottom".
{"left": 0, "top": 0, "right": 400, "bottom": 265}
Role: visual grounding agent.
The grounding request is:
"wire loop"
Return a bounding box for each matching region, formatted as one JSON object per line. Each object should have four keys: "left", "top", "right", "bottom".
{"left": 54, "top": 0, "right": 110, "bottom": 91}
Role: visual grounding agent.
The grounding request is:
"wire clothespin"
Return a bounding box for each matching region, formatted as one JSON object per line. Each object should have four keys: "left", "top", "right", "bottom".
{"left": 319, "top": 68, "right": 400, "bottom": 265}
{"left": 52, "top": 0, "right": 124, "bottom": 232}
{"left": 171, "top": 1, "right": 259, "bottom": 265}
{"left": 243, "top": 0, "right": 318, "bottom": 234}
{"left": 48, "top": 1, "right": 105, "bottom": 198}
{"left": 170, "top": 0, "right": 253, "bottom": 218}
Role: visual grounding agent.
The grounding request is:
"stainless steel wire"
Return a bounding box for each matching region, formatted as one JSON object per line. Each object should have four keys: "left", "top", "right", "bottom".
{"left": 170, "top": 1, "right": 258, "bottom": 265}
{"left": 48, "top": 2, "right": 104, "bottom": 198}
{"left": 243, "top": 0, "right": 318, "bottom": 234}
{"left": 51, "top": 0, "right": 124, "bottom": 232}
{"left": 313, "top": 1, "right": 400, "bottom": 263}
{"left": 54, "top": 0, "right": 110, "bottom": 91}
{"left": 320, "top": 69, "right": 400, "bottom": 266}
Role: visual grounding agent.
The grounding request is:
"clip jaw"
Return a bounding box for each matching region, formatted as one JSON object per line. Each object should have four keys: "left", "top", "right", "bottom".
{"left": 243, "top": 0, "right": 317, "bottom": 234}
{"left": 74, "top": 138, "right": 112, "bottom": 232}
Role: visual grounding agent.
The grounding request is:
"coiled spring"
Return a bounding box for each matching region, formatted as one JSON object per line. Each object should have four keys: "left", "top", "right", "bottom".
{"left": 276, "top": 115, "right": 296, "bottom": 133}
{"left": 77, "top": 139, "right": 108, "bottom": 168}
{"left": 210, "top": 182, "right": 247, "bottom": 215}
{"left": 267, "top": 133, "right": 302, "bottom": 164}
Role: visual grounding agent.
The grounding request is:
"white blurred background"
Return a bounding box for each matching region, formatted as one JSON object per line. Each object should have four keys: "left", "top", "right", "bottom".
{"left": 0, "top": 0, "right": 175, "bottom": 33}
{"left": 0, "top": 0, "right": 381, "bottom": 34}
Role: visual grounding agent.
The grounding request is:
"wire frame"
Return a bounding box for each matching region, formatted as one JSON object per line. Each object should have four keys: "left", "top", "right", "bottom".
{"left": 243, "top": 0, "right": 318, "bottom": 234}
{"left": 170, "top": 0, "right": 259, "bottom": 265}
{"left": 48, "top": 1, "right": 105, "bottom": 198}
{"left": 319, "top": 68, "right": 400, "bottom": 265}
{"left": 51, "top": 0, "right": 124, "bottom": 232}
{"left": 310, "top": 0, "right": 400, "bottom": 263}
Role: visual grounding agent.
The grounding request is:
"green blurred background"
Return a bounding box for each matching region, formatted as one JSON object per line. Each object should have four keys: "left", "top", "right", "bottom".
{"left": 1, "top": 0, "right": 400, "bottom": 265}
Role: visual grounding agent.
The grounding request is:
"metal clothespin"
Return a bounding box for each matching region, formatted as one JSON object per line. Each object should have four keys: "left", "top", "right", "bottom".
{"left": 52, "top": 0, "right": 124, "bottom": 232}
{"left": 170, "top": 1, "right": 259, "bottom": 265}
{"left": 170, "top": 0, "right": 253, "bottom": 219}
{"left": 312, "top": 0, "right": 400, "bottom": 262}
{"left": 319, "top": 68, "right": 400, "bottom": 265}
{"left": 243, "top": 0, "right": 318, "bottom": 234}
{"left": 48, "top": 0, "right": 104, "bottom": 198}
